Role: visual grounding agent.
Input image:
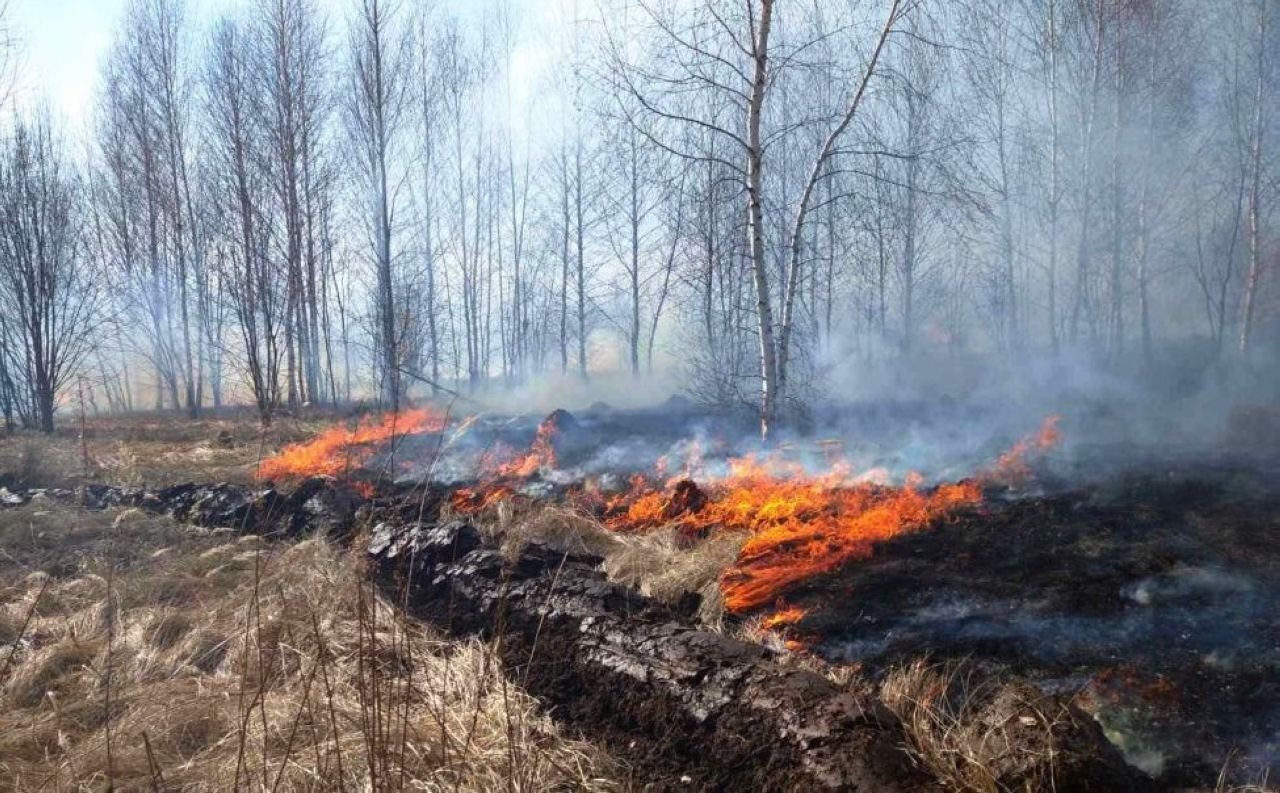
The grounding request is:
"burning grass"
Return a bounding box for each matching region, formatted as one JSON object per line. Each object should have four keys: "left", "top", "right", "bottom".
{"left": 256, "top": 407, "right": 447, "bottom": 484}
{"left": 0, "top": 502, "right": 620, "bottom": 792}
{"left": 594, "top": 462, "right": 985, "bottom": 612}
{"left": 446, "top": 414, "right": 1062, "bottom": 623}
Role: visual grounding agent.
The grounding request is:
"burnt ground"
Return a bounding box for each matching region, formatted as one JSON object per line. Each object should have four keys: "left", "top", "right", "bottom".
{"left": 787, "top": 465, "right": 1280, "bottom": 786}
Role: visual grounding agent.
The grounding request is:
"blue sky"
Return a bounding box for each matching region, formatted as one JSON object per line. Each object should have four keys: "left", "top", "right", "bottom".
{"left": 14, "top": 0, "right": 130, "bottom": 134}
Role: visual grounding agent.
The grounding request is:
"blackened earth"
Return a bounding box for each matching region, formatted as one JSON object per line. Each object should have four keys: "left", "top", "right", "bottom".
{"left": 787, "top": 466, "right": 1280, "bottom": 787}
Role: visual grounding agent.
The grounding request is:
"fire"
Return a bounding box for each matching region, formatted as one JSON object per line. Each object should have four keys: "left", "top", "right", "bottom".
{"left": 257, "top": 408, "right": 445, "bottom": 483}
{"left": 759, "top": 604, "right": 811, "bottom": 652}
{"left": 450, "top": 484, "right": 513, "bottom": 513}
{"left": 593, "top": 453, "right": 982, "bottom": 612}
{"left": 491, "top": 412, "right": 561, "bottom": 477}
{"left": 595, "top": 417, "right": 1063, "bottom": 614}
{"left": 603, "top": 477, "right": 707, "bottom": 535}
{"left": 718, "top": 475, "right": 983, "bottom": 612}
{"left": 759, "top": 604, "right": 809, "bottom": 631}
{"left": 267, "top": 406, "right": 1064, "bottom": 624}
{"left": 986, "top": 414, "right": 1062, "bottom": 486}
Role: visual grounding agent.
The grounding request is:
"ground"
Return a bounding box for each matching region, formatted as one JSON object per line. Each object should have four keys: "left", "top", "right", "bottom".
{"left": 0, "top": 410, "right": 1275, "bottom": 792}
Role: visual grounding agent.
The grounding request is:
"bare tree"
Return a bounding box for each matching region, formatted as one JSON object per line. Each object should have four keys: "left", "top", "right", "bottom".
{"left": 1237, "top": 0, "right": 1276, "bottom": 354}
{"left": 347, "top": 0, "right": 409, "bottom": 408}
{"left": 205, "top": 16, "right": 284, "bottom": 423}
{"left": 0, "top": 114, "right": 101, "bottom": 433}
{"left": 59, "top": 0, "right": 1280, "bottom": 416}
{"left": 260, "top": 0, "right": 330, "bottom": 409}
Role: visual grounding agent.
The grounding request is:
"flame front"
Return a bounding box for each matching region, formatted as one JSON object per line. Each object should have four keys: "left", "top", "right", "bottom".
{"left": 759, "top": 604, "right": 809, "bottom": 631}
{"left": 721, "top": 476, "right": 983, "bottom": 612}
{"left": 595, "top": 417, "right": 1062, "bottom": 613}
{"left": 602, "top": 458, "right": 984, "bottom": 612}
{"left": 257, "top": 408, "right": 445, "bottom": 482}
{"left": 276, "top": 408, "right": 1061, "bottom": 621}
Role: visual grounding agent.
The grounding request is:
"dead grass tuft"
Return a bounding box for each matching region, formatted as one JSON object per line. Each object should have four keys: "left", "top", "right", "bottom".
{"left": 602, "top": 528, "right": 747, "bottom": 624}
{"left": 878, "top": 660, "right": 1077, "bottom": 793}
{"left": 1215, "top": 754, "right": 1275, "bottom": 792}
{"left": 490, "top": 502, "right": 624, "bottom": 560}
{"left": 5, "top": 637, "right": 103, "bottom": 708}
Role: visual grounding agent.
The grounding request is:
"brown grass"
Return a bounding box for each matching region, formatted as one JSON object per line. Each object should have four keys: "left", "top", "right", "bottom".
{"left": 468, "top": 500, "right": 748, "bottom": 625}
{"left": 0, "top": 412, "right": 345, "bottom": 489}
{"left": 0, "top": 503, "right": 621, "bottom": 792}
{"left": 879, "top": 661, "right": 1008, "bottom": 793}
{"left": 602, "top": 529, "right": 747, "bottom": 625}
{"left": 1216, "top": 754, "right": 1275, "bottom": 792}
{"left": 878, "top": 660, "right": 1077, "bottom": 793}
{"left": 1218, "top": 780, "right": 1276, "bottom": 793}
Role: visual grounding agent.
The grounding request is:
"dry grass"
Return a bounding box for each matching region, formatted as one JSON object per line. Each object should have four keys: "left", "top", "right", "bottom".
{"left": 879, "top": 661, "right": 1008, "bottom": 793}
{"left": 1218, "top": 781, "right": 1276, "bottom": 793}
{"left": 0, "top": 412, "right": 343, "bottom": 489}
{"left": 470, "top": 500, "right": 748, "bottom": 625}
{"left": 0, "top": 503, "right": 621, "bottom": 792}
{"left": 877, "top": 660, "right": 1076, "bottom": 793}
{"left": 600, "top": 529, "right": 747, "bottom": 625}
{"left": 1216, "top": 755, "right": 1275, "bottom": 792}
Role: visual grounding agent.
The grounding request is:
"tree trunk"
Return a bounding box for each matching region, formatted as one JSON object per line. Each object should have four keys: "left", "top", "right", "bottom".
{"left": 575, "top": 132, "right": 589, "bottom": 381}
{"left": 746, "top": 0, "right": 778, "bottom": 442}
{"left": 1238, "top": 0, "right": 1268, "bottom": 355}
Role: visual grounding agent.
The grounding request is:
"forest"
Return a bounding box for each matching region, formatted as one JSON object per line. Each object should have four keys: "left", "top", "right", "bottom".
{"left": 0, "top": 0, "right": 1275, "bottom": 435}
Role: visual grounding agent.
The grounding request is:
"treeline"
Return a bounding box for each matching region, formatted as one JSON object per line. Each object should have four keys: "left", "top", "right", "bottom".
{"left": 0, "top": 0, "right": 1275, "bottom": 436}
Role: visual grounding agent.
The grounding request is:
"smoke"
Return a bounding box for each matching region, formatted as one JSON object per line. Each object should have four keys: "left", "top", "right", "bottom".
{"left": 812, "top": 340, "right": 1280, "bottom": 483}
{"left": 416, "top": 369, "right": 685, "bottom": 416}
{"left": 387, "top": 333, "right": 1280, "bottom": 496}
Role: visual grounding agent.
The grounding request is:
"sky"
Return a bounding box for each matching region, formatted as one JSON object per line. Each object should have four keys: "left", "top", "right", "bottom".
{"left": 12, "top": 0, "right": 560, "bottom": 142}
{"left": 12, "top": 0, "right": 129, "bottom": 136}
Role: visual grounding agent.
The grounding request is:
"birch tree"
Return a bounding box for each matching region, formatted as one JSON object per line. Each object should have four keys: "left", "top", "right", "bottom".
{"left": 614, "top": 0, "right": 906, "bottom": 439}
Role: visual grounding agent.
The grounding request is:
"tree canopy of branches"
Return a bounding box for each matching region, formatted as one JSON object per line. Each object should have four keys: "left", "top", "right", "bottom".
{"left": 0, "top": 0, "right": 1273, "bottom": 434}
{"left": 0, "top": 114, "right": 100, "bottom": 432}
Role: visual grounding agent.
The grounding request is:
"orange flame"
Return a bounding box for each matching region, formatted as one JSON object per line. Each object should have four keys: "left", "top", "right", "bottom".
{"left": 760, "top": 604, "right": 809, "bottom": 631}
{"left": 594, "top": 453, "right": 983, "bottom": 613}
{"left": 760, "top": 604, "right": 811, "bottom": 652}
{"left": 492, "top": 414, "right": 559, "bottom": 478}
{"left": 985, "top": 414, "right": 1062, "bottom": 486}
{"left": 455, "top": 414, "right": 1062, "bottom": 618}
{"left": 450, "top": 484, "right": 514, "bottom": 513}
{"left": 597, "top": 416, "right": 1063, "bottom": 614}
{"left": 257, "top": 408, "right": 445, "bottom": 483}
{"left": 717, "top": 474, "right": 982, "bottom": 612}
